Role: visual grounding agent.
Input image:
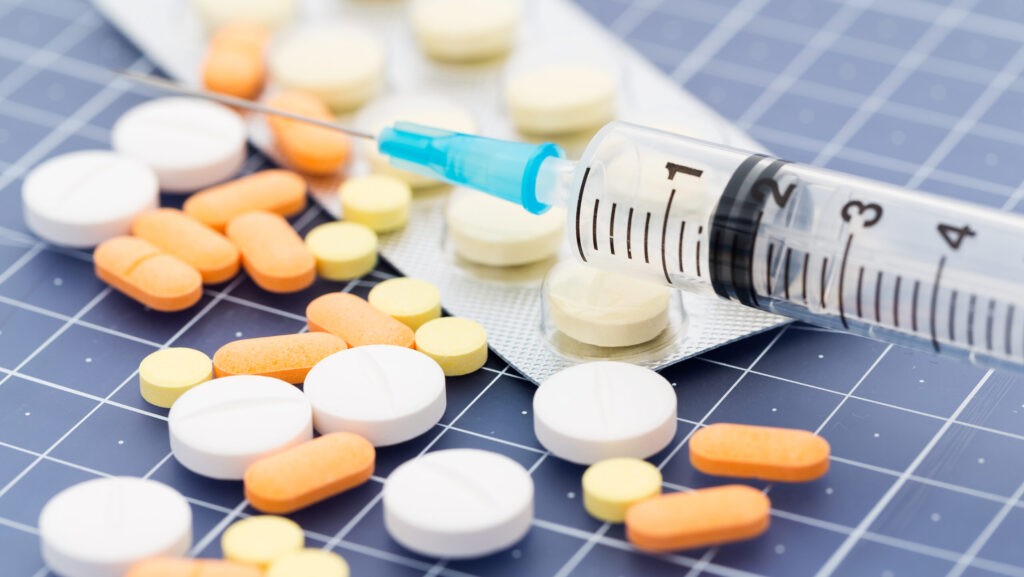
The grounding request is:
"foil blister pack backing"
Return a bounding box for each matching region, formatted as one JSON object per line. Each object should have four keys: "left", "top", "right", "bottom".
{"left": 95, "top": 0, "right": 788, "bottom": 383}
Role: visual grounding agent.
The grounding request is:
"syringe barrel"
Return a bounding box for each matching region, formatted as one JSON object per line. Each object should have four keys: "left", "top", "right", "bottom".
{"left": 573, "top": 122, "right": 1024, "bottom": 371}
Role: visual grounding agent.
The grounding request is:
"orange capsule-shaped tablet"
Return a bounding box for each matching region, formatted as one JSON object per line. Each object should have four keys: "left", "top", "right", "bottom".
{"left": 689, "top": 423, "right": 830, "bottom": 482}
{"left": 625, "top": 485, "right": 770, "bottom": 552}
{"left": 95, "top": 236, "right": 202, "bottom": 312}
{"left": 132, "top": 208, "right": 240, "bottom": 285}
{"left": 306, "top": 292, "right": 414, "bottom": 348}
{"left": 245, "top": 432, "right": 375, "bottom": 514}
{"left": 266, "top": 91, "right": 350, "bottom": 176}
{"left": 202, "top": 23, "right": 268, "bottom": 100}
{"left": 213, "top": 332, "right": 347, "bottom": 383}
{"left": 127, "top": 557, "right": 262, "bottom": 577}
{"left": 183, "top": 169, "right": 307, "bottom": 232}
{"left": 226, "top": 211, "right": 316, "bottom": 293}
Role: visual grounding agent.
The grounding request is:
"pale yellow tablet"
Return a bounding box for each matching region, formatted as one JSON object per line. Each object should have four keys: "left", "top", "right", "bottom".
{"left": 506, "top": 65, "right": 616, "bottom": 135}
{"left": 267, "top": 549, "right": 350, "bottom": 577}
{"left": 368, "top": 277, "right": 441, "bottom": 330}
{"left": 582, "top": 458, "right": 662, "bottom": 523}
{"left": 192, "top": 0, "right": 296, "bottom": 30}
{"left": 139, "top": 347, "right": 213, "bottom": 408}
{"left": 305, "top": 222, "right": 378, "bottom": 281}
{"left": 410, "top": 0, "right": 522, "bottom": 62}
{"left": 339, "top": 175, "right": 412, "bottom": 233}
{"left": 414, "top": 317, "right": 487, "bottom": 376}
{"left": 221, "top": 516, "right": 304, "bottom": 568}
{"left": 446, "top": 192, "right": 564, "bottom": 267}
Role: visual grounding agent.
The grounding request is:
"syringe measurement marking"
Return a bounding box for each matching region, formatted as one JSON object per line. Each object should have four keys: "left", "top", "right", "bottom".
{"left": 929, "top": 256, "right": 946, "bottom": 353}
{"left": 678, "top": 221, "right": 686, "bottom": 273}
{"left": 748, "top": 211, "right": 763, "bottom": 307}
{"left": 986, "top": 300, "right": 995, "bottom": 352}
{"left": 912, "top": 281, "right": 921, "bottom": 333}
{"left": 948, "top": 290, "right": 958, "bottom": 342}
{"left": 967, "top": 294, "right": 977, "bottom": 347}
{"left": 574, "top": 167, "right": 589, "bottom": 262}
{"left": 592, "top": 198, "right": 600, "bottom": 251}
{"left": 819, "top": 257, "right": 828, "bottom": 310}
{"left": 874, "top": 271, "right": 883, "bottom": 324}
{"left": 644, "top": 213, "right": 652, "bottom": 264}
{"left": 802, "top": 253, "right": 809, "bottom": 304}
{"left": 766, "top": 243, "right": 775, "bottom": 296}
{"left": 696, "top": 225, "right": 704, "bottom": 278}
{"left": 1006, "top": 305, "right": 1015, "bottom": 356}
{"left": 784, "top": 247, "right": 792, "bottom": 300}
{"left": 857, "top": 267, "right": 866, "bottom": 319}
{"left": 626, "top": 208, "right": 634, "bottom": 260}
{"left": 893, "top": 276, "right": 902, "bottom": 329}
{"left": 608, "top": 203, "right": 617, "bottom": 256}
{"left": 660, "top": 189, "right": 677, "bottom": 284}
{"left": 838, "top": 234, "right": 853, "bottom": 329}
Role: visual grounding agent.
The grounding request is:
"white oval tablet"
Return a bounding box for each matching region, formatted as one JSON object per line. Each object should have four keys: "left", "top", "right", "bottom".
{"left": 356, "top": 95, "right": 476, "bottom": 187}
{"left": 21, "top": 150, "right": 159, "bottom": 248}
{"left": 409, "top": 0, "right": 522, "bottom": 62}
{"left": 446, "top": 192, "right": 564, "bottom": 267}
{"left": 304, "top": 345, "right": 445, "bottom": 447}
{"left": 383, "top": 449, "right": 533, "bottom": 558}
{"left": 533, "top": 361, "right": 677, "bottom": 465}
{"left": 169, "top": 375, "right": 313, "bottom": 480}
{"left": 39, "top": 477, "right": 192, "bottom": 577}
{"left": 112, "top": 97, "right": 247, "bottom": 193}
{"left": 547, "top": 263, "right": 671, "bottom": 347}
{"left": 505, "top": 65, "right": 616, "bottom": 135}
{"left": 192, "top": 0, "right": 296, "bottom": 30}
{"left": 270, "top": 25, "right": 385, "bottom": 112}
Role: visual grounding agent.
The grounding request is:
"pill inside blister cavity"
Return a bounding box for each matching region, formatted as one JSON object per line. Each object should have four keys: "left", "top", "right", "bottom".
{"left": 446, "top": 191, "right": 564, "bottom": 268}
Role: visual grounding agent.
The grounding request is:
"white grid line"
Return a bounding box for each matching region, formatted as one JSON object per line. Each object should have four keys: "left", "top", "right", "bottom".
{"left": 669, "top": 0, "right": 769, "bottom": 84}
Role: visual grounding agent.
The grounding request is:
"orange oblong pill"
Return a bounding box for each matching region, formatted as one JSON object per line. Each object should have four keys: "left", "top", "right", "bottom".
{"left": 94, "top": 236, "right": 202, "bottom": 312}
{"left": 306, "top": 292, "right": 414, "bottom": 348}
{"left": 126, "top": 557, "right": 262, "bottom": 577}
{"left": 625, "top": 485, "right": 770, "bottom": 552}
{"left": 226, "top": 211, "right": 316, "bottom": 293}
{"left": 132, "top": 208, "right": 240, "bottom": 285}
{"left": 245, "top": 432, "right": 375, "bottom": 514}
{"left": 183, "top": 169, "right": 307, "bottom": 232}
{"left": 202, "top": 22, "right": 269, "bottom": 100}
{"left": 689, "top": 423, "right": 830, "bottom": 482}
{"left": 266, "top": 91, "right": 350, "bottom": 176}
{"left": 213, "top": 332, "right": 347, "bottom": 384}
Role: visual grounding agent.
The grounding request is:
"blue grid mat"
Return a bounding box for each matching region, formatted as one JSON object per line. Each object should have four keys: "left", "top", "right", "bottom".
{"left": 1, "top": 0, "right": 1024, "bottom": 575}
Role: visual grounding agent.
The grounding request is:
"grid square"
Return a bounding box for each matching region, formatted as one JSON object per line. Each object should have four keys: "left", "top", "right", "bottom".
{"left": 49, "top": 403, "right": 170, "bottom": 477}
{"left": 889, "top": 69, "right": 987, "bottom": 117}
{"left": 712, "top": 515, "right": 847, "bottom": 576}
{"left": 0, "top": 376, "right": 96, "bottom": 453}
{"left": 700, "top": 326, "right": 784, "bottom": 368}
{"left": 978, "top": 504, "right": 1024, "bottom": 568}
{"left": 757, "top": 93, "right": 859, "bottom": 142}
{"left": 627, "top": 11, "right": 710, "bottom": 56}
{"left": 0, "top": 301, "right": 63, "bottom": 368}
{"left": 664, "top": 359, "right": 741, "bottom": 422}
{"left": 36, "top": 132, "right": 109, "bottom": 163}
{"left": 0, "top": 235, "right": 31, "bottom": 272}
{"left": 455, "top": 373, "right": 543, "bottom": 451}
{"left": 832, "top": 539, "right": 954, "bottom": 577}
{"left": 769, "top": 460, "right": 894, "bottom": 527}
{"left": 0, "top": 115, "right": 50, "bottom": 163}
{"left": 855, "top": 347, "right": 986, "bottom": 417}
{"left": 0, "top": 249, "right": 105, "bottom": 316}
{"left": 841, "top": 9, "right": 929, "bottom": 49}
{"left": 566, "top": 542, "right": 698, "bottom": 577}
{"left": 803, "top": 49, "right": 892, "bottom": 96}
{"left": 979, "top": 88, "right": 1024, "bottom": 135}
{"left": 0, "top": 523, "right": 45, "bottom": 577}
{"left": 373, "top": 426, "right": 438, "bottom": 478}
{"left": 8, "top": 68, "right": 104, "bottom": 117}
{"left": 931, "top": 29, "right": 1019, "bottom": 72}
{"left": 0, "top": 458, "right": 97, "bottom": 526}
{"left": 974, "top": 0, "right": 1024, "bottom": 19}
{"left": 959, "top": 371, "right": 1024, "bottom": 437}
{"left": 21, "top": 323, "right": 157, "bottom": 397}
{"left": 108, "top": 378, "right": 168, "bottom": 419}
{"left": 440, "top": 365, "right": 506, "bottom": 425}
{"left": 171, "top": 300, "right": 305, "bottom": 357}
{"left": 937, "top": 133, "right": 1024, "bottom": 188}
{"left": 87, "top": 89, "right": 148, "bottom": 130}
{"left": 446, "top": 525, "right": 585, "bottom": 577}
{"left": 869, "top": 480, "right": 1002, "bottom": 552}
{"left": 715, "top": 31, "right": 805, "bottom": 74}
{"left": 148, "top": 455, "right": 243, "bottom": 509}
{"left": 758, "top": 0, "right": 841, "bottom": 27}
{"left": 329, "top": 545, "right": 426, "bottom": 577}
{"left": 0, "top": 444, "right": 35, "bottom": 489}
{"left": 685, "top": 71, "right": 766, "bottom": 121}
{"left": 530, "top": 455, "right": 602, "bottom": 532}
{"left": 81, "top": 291, "right": 215, "bottom": 344}
{"left": 67, "top": 22, "right": 141, "bottom": 69}
{"left": 752, "top": 329, "right": 888, "bottom": 393}
{"left": 819, "top": 398, "right": 942, "bottom": 471}
{"left": 426, "top": 428, "right": 542, "bottom": 472}
{"left": 0, "top": 6, "right": 72, "bottom": 47}
{"left": 246, "top": 479, "right": 381, "bottom": 539}
{"left": 847, "top": 113, "right": 949, "bottom": 165}
{"left": 706, "top": 372, "right": 842, "bottom": 431}
{"left": 915, "top": 423, "right": 1024, "bottom": 497}
{"left": 188, "top": 502, "right": 228, "bottom": 553}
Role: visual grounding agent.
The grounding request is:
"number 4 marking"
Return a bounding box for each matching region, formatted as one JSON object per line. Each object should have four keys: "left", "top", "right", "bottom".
{"left": 666, "top": 162, "right": 703, "bottom": 180}
{"left": 938, "top": 223, "right": 975, "bottom": 250}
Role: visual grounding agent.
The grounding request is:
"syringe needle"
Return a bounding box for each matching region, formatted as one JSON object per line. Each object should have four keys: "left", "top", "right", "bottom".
{"left": 114, "top": 69, "right": 378, "bottom": 141}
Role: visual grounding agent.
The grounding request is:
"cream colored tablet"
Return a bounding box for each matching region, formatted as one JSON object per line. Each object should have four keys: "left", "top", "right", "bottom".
{"left": 506, "top": 65, "right": 616, "bottom": 135}
{"left": 414, "top": 317, "right": 487, "bottom": 376}
{"left": 269, "top": 25, "right": 384, "bottom": 111}
{"left": 112, "top": 97, "right": 247, "bottom": 193}
{"left": 139, "top": 347, "right": 213, "bottom": 408}
{"left": 410, "top": 0, "right": 522, "bottom": 62}
{"left": 305, "top": 222, "right": 378, "bottom": 281}
{"left": 339, "top": 175, "right": 412, "bottom": 233}
{"left": 192, "top": 0, "right": 296, "bottom": 29}
{"left": 267, "top": 549, "right": 350, "bottom": 577}
{"left": 39, "top": 477, "right": 191, "bottom": 577}
{"left": 221, "top": 516, "right": 304, "bottom": 568}
{"left": 546, "top": 262, "right": 671, "bottom": 347}
{"left": 447, "top": 192, "right": 564, "bottom": 267}
{"left": 356, "top": 96, "right": 476, "bottom": 187}
{"left": 367, "top": 277, "right": 441, "bottom": 330}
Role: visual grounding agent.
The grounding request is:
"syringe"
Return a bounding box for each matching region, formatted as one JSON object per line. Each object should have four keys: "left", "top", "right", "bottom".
{"left": 120, "top": 72, "right": 1024, "bottom": 373}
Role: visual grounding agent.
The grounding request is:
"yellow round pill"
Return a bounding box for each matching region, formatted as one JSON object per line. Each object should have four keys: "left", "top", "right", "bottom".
{"left": 414, "top": 317, "right": 487, "bottom": 376}
{"left": 221, "top": 515, "right": 305, "bottom": 567}
{"left": 305, "top": 221, "right": 378, "bottom": 281}
{"left": 582, "top": 458, "right": 662, "bottom": 523}
{"left": 367, "top": 277, "right": 441, "bottom": 330}
{"left": 139, "top": 347, "right": 213, "bottom": 408}
{"left": 267, "top": 548, "right": 350, "bottom": 577}
{"left": 339, "top": 175, "right": 412, "bottom": 233}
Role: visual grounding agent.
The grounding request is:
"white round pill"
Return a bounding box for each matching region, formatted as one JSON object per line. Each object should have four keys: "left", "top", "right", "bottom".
{"left": 39, "top": 477, "right": 191, "bottom": 577}
{"left": 383, "top": 449, "right": 533, "bottom": 558}
{"left": 304, "top": 345, "right": 446, "bottom": 447}
{"left": 446, "top": 192, "right": 564, "bottom": 267}
{"left": 533, "top": 361, "right": 677, "bottom": 465}
{"left": 506, "top": 65, "right": 616, "bottom": 135}
{"left": 192, "top": 0, "right": 296, "bottom": 30}
{"left": 168, "top": 375, "right": 313, "bottom": 480}
{"left": 410, "top": 0, "right": 522, "bottom": 62}
{"left": 21, "top": 150, "right": 159, "bottom": 248}
{"left": 112, "top": 97, "right": 247, "bottom": 193}
{"left": 270, "top": 24, "right": 385, "bottom": 112}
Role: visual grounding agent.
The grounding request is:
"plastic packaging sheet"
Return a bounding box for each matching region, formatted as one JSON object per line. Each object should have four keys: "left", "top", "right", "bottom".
{"left": 94, "top": 0, "right": 787, "bottom": 383}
